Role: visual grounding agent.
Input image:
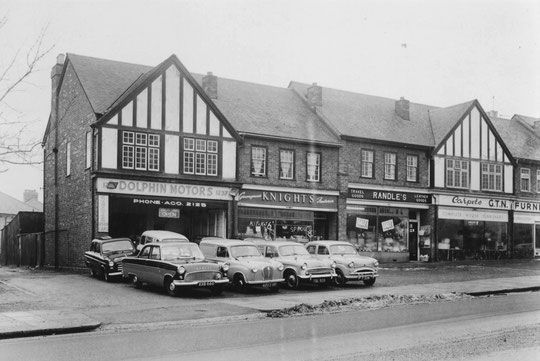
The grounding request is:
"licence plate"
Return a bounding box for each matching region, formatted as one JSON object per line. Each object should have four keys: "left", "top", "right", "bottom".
{"left": 198, "top": 281, "right": 215, "bottom": 287}
{"left": 262, "top": 283, "right": 273, "bottom": 288}
{"left": 313, "top": 279, "right": 325, "bottom": 283}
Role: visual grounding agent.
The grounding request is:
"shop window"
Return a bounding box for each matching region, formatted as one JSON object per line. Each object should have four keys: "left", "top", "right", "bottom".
{"left": 251, "top": 146, "right": 267, "bottom": 177}
{"left": 307, "top": 152, "right": 321, "bottom": 182}
{"left": 446, "top": 159, "right": 469, "bottom": 189}
{"left": 481, "top": 163, "right": 502, "bottom": 191}
{"left": 513, "top": 223, "right": 533, "bottom": 258}
{"left": 279, "top": 149, "right": 295, "bottom": 180}
{"left": 384, "top": 153, "right": 396, "bottom": 180}
{"left": 521, "top": 168, "right": 530, "bottom": 192}
{"left": 361, "top": 149, "right": 374, "bottom": 178}
{"left": 406, "top": 155, "right": 418, "bottom": 182}
{"left": 121, "top": 131, "right": 160, "bottom": 172}
{"left": 183, "top": 138, "right": 218, "bottom": 176}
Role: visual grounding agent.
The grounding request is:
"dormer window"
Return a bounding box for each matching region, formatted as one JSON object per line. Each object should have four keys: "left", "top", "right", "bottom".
{"left": 446, "top": 159, "right": 469, "bottom": 189}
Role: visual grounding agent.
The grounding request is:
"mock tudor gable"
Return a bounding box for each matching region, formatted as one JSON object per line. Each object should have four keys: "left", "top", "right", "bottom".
{"left": 94, "top": 55, "right": 241, "bottom": 180}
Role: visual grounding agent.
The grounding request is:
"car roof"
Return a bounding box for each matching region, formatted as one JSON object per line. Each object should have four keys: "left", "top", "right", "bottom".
{"left": 306, "top": 240, "right": 351, "bottom": 246}
{"left": 92, "top": 237, "right": 132, "bottom": 244}
{"left": 200, "top": 238, "right": 255, "bottom": 247}
{"left": 141, "top": 230, "right": 189, "bottom": 241}
{"left": 256, "top": 240, "right": 304, "bottom": 247}
{"left": 140, "top": 242, "right": 195, "bottom": 248}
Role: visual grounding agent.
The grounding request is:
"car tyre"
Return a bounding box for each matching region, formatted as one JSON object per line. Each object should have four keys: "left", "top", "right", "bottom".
{"left": 363, "top": 277, "right": 376, "bottom": 287}
{"left": 233, "top": 274, "right": 247, "bottom": 292}
{"left": 284, "top": 270, "right": 299, "bottom": 290}
{"left": 334, "top": 269, "right": 346, "bottom": 287}
{"left": 165, "top": 278, "right": 178, "bottom": 297}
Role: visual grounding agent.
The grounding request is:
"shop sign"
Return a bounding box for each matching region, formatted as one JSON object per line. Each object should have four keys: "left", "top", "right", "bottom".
{"left": 96, "top": 178, "right": 233, "bottom": 201}
{"left": 98, "top": 195, "right": 109, "bottom": 232}
{"left": 381, "top": 219, "right": 394, "bottom": 232}
{"left": 435, "top": 195, "right": 512, "bottom": 210}
{"left": 438, "top": 207, "right": 508, "bottom": 222}
{"left": 355, "top": 217, "right": 369, "bottom": 230}
{"left": 513, "top": 200, "right": 540, "bottom": 213}
{"left": 348, "top": 188, "right": 432, "bottom": 204}
{"left": 238, "top": 189, "right": 338, "bottom": 211}
{"left": 132, "top": 198, "right": 207, "bottom": 207}
{"left": 158, "top": 208, "right": 180, "bottom": 218}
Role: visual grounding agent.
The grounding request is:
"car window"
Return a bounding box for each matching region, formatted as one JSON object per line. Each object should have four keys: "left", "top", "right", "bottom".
{"left": 265, "top": 246, "right": 278, "bottom": 258}
{"left": 140, "top": 236, "right": 147, "bottom": 245}
{"left": 279, "top": 245, "right": 309, "bottom": 256}
{"left": 216, "top": 246, "right": 229, "bottom": 258}
{"left": 162, "top": 244, "right": 204, "bottom": 261}
{"left": 317, "top": 246, "right": 329, "bottom": 255}
{"left": 102, "top": 240, "right": 134, "bottom": 253}
{"left": 139, "top": 246, "right": 151, "bottom": 258}
{"left": 95, "top": 243, "right": 101, "bottom": 253}
{"left": 90, "top": 242, "right": 96, "bottom": 252}
{"left": 329, "top": 244, "right": 357, "bottom": 255}
{"left": 230, "top": 245, "right": 261, "bottom": 258}
{"left": 150, "top": 247, "right": 161, "bottom": 260}
{"left": 199, "top": 243, "right": 215, "bottom": 257}
{"left": 306, "top": 245, "right": 316, "bottom": 254}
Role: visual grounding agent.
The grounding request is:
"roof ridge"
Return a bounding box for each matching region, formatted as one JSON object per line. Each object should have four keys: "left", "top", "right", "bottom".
{"left": 67, "top": 53, "right": 153, "bottom": 69}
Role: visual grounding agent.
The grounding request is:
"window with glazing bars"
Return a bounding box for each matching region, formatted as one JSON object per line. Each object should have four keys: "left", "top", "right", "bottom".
{"left": 481, "top": 163, "right": 502, "bottom": 191}
{"left": 122, "top": 131, "right": 160, "bottom": 171}
{"left": 521, "top": 168, "right": 531, "bottom": 192}
{"left": 361, "top": 150, "right": 374, "bottom": 178}
{"left": 406, "top": 155, "right": 418, "bottom": 182}
{"left": 307, "top": 152, "right": 321, "bottom": 182}
{"left": 279, "top": 150, "right": 295, "bottom": 179}
{"left": 384, "top": 153, "right": 396, "bottom": 180}
{"left": 251, "top": 146, "right": 266, "bottom": 177}
{"left": 446, "top": 159, "right": 469, "bottom": 188}
{"left": 183, "top": 138, "right": 218, "bottom": 176}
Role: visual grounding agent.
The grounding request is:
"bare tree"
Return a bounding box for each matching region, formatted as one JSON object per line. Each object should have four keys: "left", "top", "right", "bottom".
{"left": 0, "top": 15, "right": 53, "bottom": 172}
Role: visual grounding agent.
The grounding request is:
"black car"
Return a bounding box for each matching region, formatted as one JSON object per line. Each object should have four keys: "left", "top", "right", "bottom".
{"left": 84, "top": 237, "right": 136, "bottom": 282}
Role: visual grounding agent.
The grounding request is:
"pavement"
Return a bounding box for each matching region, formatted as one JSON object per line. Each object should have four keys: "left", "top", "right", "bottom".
{"left": 1, "top": 259, "right": 539, "bottom": 340}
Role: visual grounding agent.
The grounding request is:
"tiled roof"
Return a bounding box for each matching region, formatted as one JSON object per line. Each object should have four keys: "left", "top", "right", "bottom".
{"left": 0, "top": 191, "right": 40, "bottom": 215}
{"left": 428, "top": 100, "right": 475, "bottom": 146}
{"left": 289, "top": 82, "right": 438, "bottom": 147}
{"left": 490, "top": 116, "right": 540, "bottom": 161}
{"left": 191, "top": 75, "right": 340, "bottom": 145}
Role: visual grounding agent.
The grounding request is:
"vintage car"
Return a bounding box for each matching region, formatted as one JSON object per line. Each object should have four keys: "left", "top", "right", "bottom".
{"left": 305, "top": 240, "right": 379, "bottom": 286}
{"left": 122, "top": 242, "right": 229, "bottom": 296}
{"left": 199, "top": 238, "right": 284, "bottom": 292}
{"left": 137, "top": 230, "right": 189, "bottom": 251}
{"left": 254, "top": 241, "right": 336, "bottom": 289}
{"left": 84, "top": 237, "right": 136, "bottom": 282}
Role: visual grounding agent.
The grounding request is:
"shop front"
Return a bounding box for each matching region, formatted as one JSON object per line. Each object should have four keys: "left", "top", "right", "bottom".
{"left": 513, "top": 200, "right": 540, "bottom": 258}
{"left": 433, "top": 194, "right": 512, "bottom": 261}
{"left": 95, "top": 178, "right": 234, "bottom": 242}
{"left": 346, "top": 185, "right": 432, "bottom": 262}
{"left": 236, "top": 185, "right": 339, "bottom": 242}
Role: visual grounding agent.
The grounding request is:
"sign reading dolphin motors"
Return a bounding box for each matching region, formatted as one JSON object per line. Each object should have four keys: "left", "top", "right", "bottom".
{"left": 238, "top": 188, "right": 338, "bottom": 211}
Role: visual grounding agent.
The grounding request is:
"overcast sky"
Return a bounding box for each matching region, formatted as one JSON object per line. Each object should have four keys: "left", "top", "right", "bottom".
{"left": 0, "top": 0, "right": 539, "bottom": 202}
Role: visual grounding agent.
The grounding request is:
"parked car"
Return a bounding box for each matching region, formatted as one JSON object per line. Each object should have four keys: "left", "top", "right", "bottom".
{"left": 84, "top": 237, "right": 136, "bottom": 282}
{"left": 122, "top": 242, "right": 229, "bottom": 296}
{"left": 137, "top": 230, "right": 189, "bottom": 251}
{"left": 254, "top": 240, "right": 336, "bottom": 289}
{"left": 305, "top": 240, "right": 379, "bottom": 286}
{"left": 199, "top": 238, "right": 284, "bottom": 292}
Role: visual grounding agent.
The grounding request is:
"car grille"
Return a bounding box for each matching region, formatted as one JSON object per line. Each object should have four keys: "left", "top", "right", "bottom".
{"left": 185, "top": 271, "right": 218, "bottom": 281}
{"left": 308, "top": 267, "right": 333, "bottom": 275}
{"left": 116, "top": 263, "right": 123, "bottom": 273}
{"left": 352, "top": 269, "right": 376, "bottom": 277}
{"left": 262, "top": 266, "right": 273, "bottom": 280}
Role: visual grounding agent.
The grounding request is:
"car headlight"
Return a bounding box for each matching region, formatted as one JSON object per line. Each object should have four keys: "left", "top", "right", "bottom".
{"left": 108, "top": 261, "right": 114, "bottom": 267}
{"left": 374, "top": 261, "right": 379, "bottom": 268}
{"left": 251, "top": 268, "right": 258, "bottom": 273}
{"left": 277, "top": 263, "right": 284, "bottom": 271}
{"left": 331, "top": 261, "right": 337, "bottom": 268}
{"left": 221, "top": 263, "right": 230, "bottom": 272}
{"left": 177, "top": 266, "right": 186, "bottom": 275}
{"left": 215, "top": 273, "right": 222, "bottom": 280}
{"left": 301, "top": 263, "right": 307, "bottom": 270}
{"left": 348, "top": 261, "right": 355, "bottom": 268}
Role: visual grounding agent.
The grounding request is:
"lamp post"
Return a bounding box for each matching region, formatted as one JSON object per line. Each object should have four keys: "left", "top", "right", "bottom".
{"left": 229, "top": 188, "right": 239, "bottom": 238}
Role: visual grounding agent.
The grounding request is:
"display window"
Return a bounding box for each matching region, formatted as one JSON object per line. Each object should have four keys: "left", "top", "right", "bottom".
{"left": 513, "top": 223, "right": 535, "bottom": 258}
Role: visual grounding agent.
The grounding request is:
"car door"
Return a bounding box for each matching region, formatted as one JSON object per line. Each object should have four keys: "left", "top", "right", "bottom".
{"left": 135, "top": 246, "right": 151, "bottom": 282}
{"left": 147, "top": 246, "right": 162, "bottom": 286}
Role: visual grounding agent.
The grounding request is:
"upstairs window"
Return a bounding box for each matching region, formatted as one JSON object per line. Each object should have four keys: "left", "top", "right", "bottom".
{"left": 279, "top": 149, "right": 295, "bottom": 180}
{"left": 446, "top": 159, "right": 469, "bottom": 188}
{"left": 122, "top": 131, "right": 160, "bottom": 172}
{"left": 183, "top": 138, "right": 218, "bottom": 176}
{"left": 521, "top": 168, "right": 531, "bottom": 192}
{"left": 361, "top": 150, "right": 374, "bottom": 178}
{"left": 481, "top": 163, "right": 502, "bottom": 191}
{"left": 406, "top": 155, "right": 418, "bottom": 182}
{"left": 384, "top": 153, "right": 396, "bottom": 180}
{"left": 251, "top": 146, "right": 267, "bottom": 177}
{"left": 307, "top": 152, "right": 321, "bottom": 182}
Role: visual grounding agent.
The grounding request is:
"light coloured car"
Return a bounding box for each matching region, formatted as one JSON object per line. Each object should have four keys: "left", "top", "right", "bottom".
{"left": 137, "top": 230, "right": 189, "bottom": 251}
{"left": 122, "top": 242, "right": 229, "bottom": 296}
{"left": 199, "top": 238, "right": 284, "bottom": 292}
{"left": 306, "top": 240, "right": 379, "bottom": 286}
{"left": 254, "top": 241, "right": 336, "bottom": 289}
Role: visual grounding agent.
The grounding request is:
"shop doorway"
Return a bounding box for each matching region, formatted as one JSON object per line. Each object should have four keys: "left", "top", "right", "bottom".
{"left": 408, "top": 221, "right": 418, "bottom": 261}
{"left": 535, "top": 223, "right": 540, "bottom": 257}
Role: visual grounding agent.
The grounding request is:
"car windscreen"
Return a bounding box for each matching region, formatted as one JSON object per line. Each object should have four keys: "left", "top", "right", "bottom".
{"left": 329, "top": 244, "right": 357, "bottom": 255}
{"left": 279, "top": 245, "right": 310, "bottom": 256}
{"left": 102, "top": 240, "right": 134, "bottom": 253}
{"left": 230, "top": 245, "right": 262, "bottom": 258}
{"left": 161, "top": 238, "right": 188, "bottom": 242}
{"left": 161, "top": 243, "right": 204, "bottom": 261}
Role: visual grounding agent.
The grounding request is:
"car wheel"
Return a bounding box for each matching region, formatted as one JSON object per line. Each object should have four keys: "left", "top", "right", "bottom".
{"left": 165, "top": 278, "right": 178, "bottom": 297}
{"left": 233, "top": 274, "right": 246, "bottom": 292}
{"left": 363, "top": 277, "right": 376, "bottom": 287}
{"left": 284, "top": 270, "right": 299, "bottom": 290}
{"left": 131, "top": 275, "right": 142, "bottom": 289}
{"left": 211, "top": 286, "right": 223, "bottom": 296}
{"left": 334, "top": 270, "right": 346, "bottom": 287}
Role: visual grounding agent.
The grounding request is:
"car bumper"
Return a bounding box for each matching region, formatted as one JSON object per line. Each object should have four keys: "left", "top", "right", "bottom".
{"left": 298, "top": 273, "right": 335, "bottom": 281}
{"left": 107, "top": 271, "right": 123, "bottom": 277}
{"left": 173, "top": 279, "right": 230, "bottom": 287}
{"left": 246, "top": 278, "right": 285, "bottom": 285}
{"left": 345, "top": 269, "right": 378, "bottom": 280}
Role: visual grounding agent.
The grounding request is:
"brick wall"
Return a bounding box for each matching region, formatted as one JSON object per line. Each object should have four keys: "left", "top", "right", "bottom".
{"left": 43, "top": 61, "right": 96, "bottom": 268}
{"left": 514, "top": 162, "right": 540, "bottom": 199}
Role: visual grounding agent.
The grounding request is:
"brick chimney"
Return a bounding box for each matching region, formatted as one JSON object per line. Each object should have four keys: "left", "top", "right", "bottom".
{"left": 307, "top": 83, "right": 322, "bottom": 108}
{"left": 202, "top": 72, "right": 217, "bottom": 99}
{"left": 24, "top": 189, "right": 38, "bottom": 202}
{"left": 51, "top": 54, "right": 65, "bottom": 125}
{"left": 395, "top": 97, "right": 410, "bottom": 120}
{"left": 488, "top": 110, "right": 499, "bottom": 118}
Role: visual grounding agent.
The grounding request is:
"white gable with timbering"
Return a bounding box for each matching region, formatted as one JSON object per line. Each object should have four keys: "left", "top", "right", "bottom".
{"left": 433, "top": 104, "right": 513, "bottom": 193}
{"left": 99, "top": 63, "right": 237, "bottom": 180}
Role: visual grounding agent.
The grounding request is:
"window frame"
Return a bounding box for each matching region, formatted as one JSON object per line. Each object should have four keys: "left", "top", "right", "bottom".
{"left": 251, "top": 145, "right": 267, "bottom": 178}
{"left": 121, "top": 130, "right": 161, "bottom": 172}
{"left": 446, "top": 158, "right": 470, "bottom": 189}
{"left": 406, "top": 154, "right": 418, "bottom": 182}
{"left": 384, "top": 152, "right": 397, "bottom": 181}
{"left": 279, "top": 149, "right": 295, "bottom": 180}
{"left": 360, "top": 149, "right": 375, "bottom": 179}
{"left": 182, "top": 137, "right": 219, "bottom": 176}
{"left": 480, "top": 162, "right": 503, "bottom": 192}
{"left": 521, "top": 168, "right": 531, "bottom": 192}
{"left": 306, "top": 151, "right": 321, "bottom": 182}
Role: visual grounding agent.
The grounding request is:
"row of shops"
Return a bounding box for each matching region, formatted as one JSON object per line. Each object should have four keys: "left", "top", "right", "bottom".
{"left": 95, "top": 177, "right": 540, "bottom": 262}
